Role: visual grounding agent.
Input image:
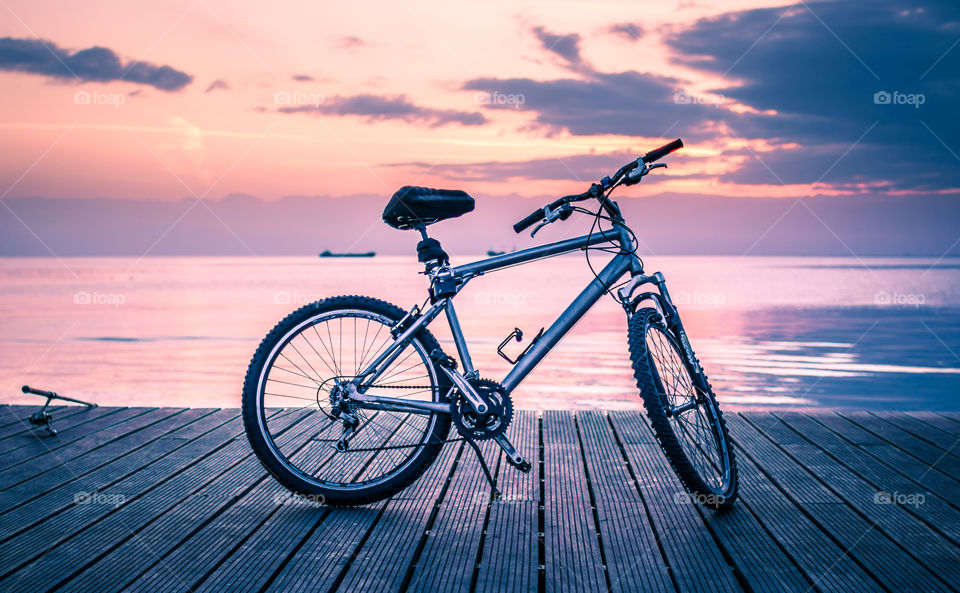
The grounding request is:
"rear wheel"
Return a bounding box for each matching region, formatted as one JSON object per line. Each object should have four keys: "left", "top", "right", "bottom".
{"left": 627, "top": 307, "right": 738, "bottom": 510}
{"left": 242, "top": 295, "right": 451, "bottom": 506}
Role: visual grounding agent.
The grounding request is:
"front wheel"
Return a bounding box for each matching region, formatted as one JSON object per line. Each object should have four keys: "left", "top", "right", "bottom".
{"left": 242, "top": 295, "right": 452, "bottom": 506}
{"left": 627, "top": 308, "right": 738, "bottom": 510}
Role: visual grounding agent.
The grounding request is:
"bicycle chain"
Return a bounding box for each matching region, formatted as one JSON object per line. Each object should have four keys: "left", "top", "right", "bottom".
{"left": 324, "top": 383, "right": 460, "bottom": 452}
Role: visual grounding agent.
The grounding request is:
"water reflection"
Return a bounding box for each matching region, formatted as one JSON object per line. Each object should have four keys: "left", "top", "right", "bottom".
{"left": 1, "top": 256, "right": 958, "bottom": 411}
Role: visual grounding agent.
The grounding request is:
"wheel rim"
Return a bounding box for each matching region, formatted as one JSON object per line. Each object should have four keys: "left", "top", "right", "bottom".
{"left": 256, "top": 309, "right": 442, "bottom": 490}
{"left": 645, "top": 324, "right": 731, "bottom": 492}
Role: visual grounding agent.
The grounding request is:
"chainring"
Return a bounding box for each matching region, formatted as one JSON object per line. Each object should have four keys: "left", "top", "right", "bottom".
{"left": 451, "top": 378, "right": 513, "bottom": 441}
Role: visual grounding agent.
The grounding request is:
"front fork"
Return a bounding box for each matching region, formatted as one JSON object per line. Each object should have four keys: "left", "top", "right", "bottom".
{"left": 618, "top": 271, "right": 704, "bottom": 377}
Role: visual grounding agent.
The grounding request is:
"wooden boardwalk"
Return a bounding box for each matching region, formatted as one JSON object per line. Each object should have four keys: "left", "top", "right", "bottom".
{"left": 1, "top": 405, "right": 959, "bottom": 593}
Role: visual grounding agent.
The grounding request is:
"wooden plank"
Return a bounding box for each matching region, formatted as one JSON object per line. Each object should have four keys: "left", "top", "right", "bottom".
{"left": 906, "top": 412, "right": 960, "bottom": 437}
{"left": 609, "top": 411, "right": 742, "bottom": 593}
{"left": 874, "top": 412, "right": 960, "bottom": 453}
{"left": 0, "top": 408, "right": 219, "bottom": 497}
{"left": 0, "top": 405, "right": 22, "bottom": 429}
{"left": 257, "top": 503, "right": 387, "bottom": 593}
{"left": 0, "top": 408, "right": 153, "bottom": 469}
{"left": 405, "top": 438, "right": 499, "bottom": 593}
{"left": 55, "top": 411, "right": 330, "bottom": 593}
{"left": 761, "top": 414, "right": 960, "bottom": 579}
{"left": 803, "top": 412, "right": 960, "bottom": 505}
{"left": 0, "top": 410, "right": 286, "bottom": 581}
{"left": 839, "top": 412, "right": 960, "bottom": 477}
{"left": 778, "top": 412, "right": 960, "bottom": 530}
{"left": 287, "top": 440, "right": 461, "bottom": 593}
{"left": 0, "top": 409, "right": 237, "bottom": 541}
{"left": 0, "top": 408, "right": 311, "bottom": 593}
{"left": 576, "top": 411, "right": 672, "bottom": 593}
{"left": 0, "top": 407, "right": 959, "bottom": 593}
{"left": 0, "top": 406, "right": 77, "bottom": 439}
{"left": 622, "top": 412, "right": 812, "bottom": 593}
{"left": 475, "top": 409, "right": 539, "bottom": 593}
{"left": 718, "top": 415, "right": 884, "bottom": 593}
{"left": 730, "top": 414, "right": 955, "bottom": 592}
{"left": 541, "top": 410, "right": 607, "bottom": 593}
{"left": 0, "top": 408, "right": 188, "bottom": 490}
{"left": 0, "top": 406, "right": 118, "bottom": 443}
{"left": 189, "top": 411, "right": 419, "bottom": 593}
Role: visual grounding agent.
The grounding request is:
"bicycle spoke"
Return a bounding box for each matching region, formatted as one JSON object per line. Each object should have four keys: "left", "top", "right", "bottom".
{"left": 259, "top": 308, "right": 442, "bottom": 489}
{"left": 646, "top": 324, "right": 727, "bottom": 490}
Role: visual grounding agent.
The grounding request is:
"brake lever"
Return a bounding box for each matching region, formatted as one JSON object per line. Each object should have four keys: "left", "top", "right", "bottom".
{"left": 624, "top": 162, "right": 667, "bottom": 186}
{"left": 530, "top": 203, "right": 566, "bottom": 237}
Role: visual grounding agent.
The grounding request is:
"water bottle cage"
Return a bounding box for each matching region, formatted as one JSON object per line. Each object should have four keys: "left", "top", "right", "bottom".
{"left": 497, "top": 327, "right": 544, "bottom": 365}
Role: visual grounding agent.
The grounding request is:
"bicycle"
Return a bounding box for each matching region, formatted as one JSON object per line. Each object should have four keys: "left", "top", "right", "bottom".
{"left": 242, "top": 138, "right": 739, "bottom": 510}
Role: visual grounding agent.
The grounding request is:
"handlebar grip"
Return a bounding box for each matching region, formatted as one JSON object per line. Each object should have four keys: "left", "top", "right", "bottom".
{"left": 642, "top": 138, "right": 683, "bottom": 163}
{"left": 22, "top": 385, "right": 56, "bottom": 397}
{"left": 513, "top": 208, "right": 544, "bottom": 233}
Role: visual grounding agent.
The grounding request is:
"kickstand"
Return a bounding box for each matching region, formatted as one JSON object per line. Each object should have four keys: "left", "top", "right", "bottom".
{"left": 464, "top": 439, "right": 500, "bottom": 500}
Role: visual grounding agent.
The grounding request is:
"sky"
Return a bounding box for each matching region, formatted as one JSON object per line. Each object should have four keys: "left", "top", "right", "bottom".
{"left": 0, "top": 0, "right": 958, "bottom": 255}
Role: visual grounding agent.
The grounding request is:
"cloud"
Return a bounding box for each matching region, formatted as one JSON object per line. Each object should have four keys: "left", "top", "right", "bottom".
{"left": 204, "top": 79, "right": 229, "bottom": 93}
{"left": 292, "top": 74, "right": 314, "bottom": 82}
{"left": 532, "top": 26, "right": 583, "bottom": 65}
{"left": 665, "top": 0, "right": 960, "bottom": 190}
{"left": 608, "top": 23, "right": 643, "bottom": 41}
{"left": 463, "top": 71, "right": 725, "bottom": 138}
{"left": 387, "top": 151, "right": 637, "bottom": 182}
{"left": 386, "top": 151, "right": 705, "bottom": 184}
{"left": 277, "top": 94, "right": 486, "bottom": 127}
{"left": 0, "top": 36, "right": 192, "bottom": 91}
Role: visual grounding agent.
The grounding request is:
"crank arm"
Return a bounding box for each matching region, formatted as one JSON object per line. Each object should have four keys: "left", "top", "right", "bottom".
{"left": 349, "top": 392, "right": 452, "bottom": 415}
{"left": 439, "top": 366, "right": 489, "bottom": 414}
{"left": 494, "top": 433, "right": 532, "bottom": 473}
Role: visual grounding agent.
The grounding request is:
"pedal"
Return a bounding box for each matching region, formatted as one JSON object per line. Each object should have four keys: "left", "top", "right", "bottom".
{"left": 507, "top": 458, "right": 532, "bottom": 473}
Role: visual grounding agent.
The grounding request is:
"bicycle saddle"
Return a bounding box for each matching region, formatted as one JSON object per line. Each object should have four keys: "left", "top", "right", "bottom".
{"left": 382, "top": 186, "right": 475, "bottom": 230}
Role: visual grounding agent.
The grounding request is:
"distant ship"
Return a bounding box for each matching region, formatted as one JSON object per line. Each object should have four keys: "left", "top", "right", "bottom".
{"left": 318, "top": 250, "right": 376, "bottom": 258}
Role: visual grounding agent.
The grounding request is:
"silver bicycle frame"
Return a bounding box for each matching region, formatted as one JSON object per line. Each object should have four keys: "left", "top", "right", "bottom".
{"left": 349, "top": 226, "right": 652, "bottom": 415}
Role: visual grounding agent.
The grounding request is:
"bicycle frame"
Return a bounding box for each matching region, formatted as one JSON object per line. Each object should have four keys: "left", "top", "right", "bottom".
{"left": 347, "top": 225, "right": 674, "bottom": 417}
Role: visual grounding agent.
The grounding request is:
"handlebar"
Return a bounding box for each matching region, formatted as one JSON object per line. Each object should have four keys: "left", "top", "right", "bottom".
{"left": 642, "top": 138, "right": 683, "bottom": 163}
{"left": 513, "top": 209, "right": 547, "bottom": 234}
{"left": 513, "top": 138, "right": 683, "bottom": 234}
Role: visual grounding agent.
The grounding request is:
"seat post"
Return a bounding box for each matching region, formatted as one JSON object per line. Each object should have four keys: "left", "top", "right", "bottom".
{"left": 414, "top": 225, "right": 449, "bottom": 273}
